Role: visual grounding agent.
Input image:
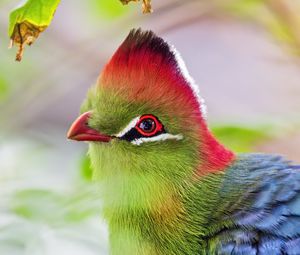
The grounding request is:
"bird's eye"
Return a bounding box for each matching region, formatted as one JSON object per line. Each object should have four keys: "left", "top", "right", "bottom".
{"left": 116, "top": 114, "right": 182, "bottom": 144}
{"left": 135, "top": 115, "right": 163, "bottom": 137}
{"left": 139, "top": 119, "right": 155, "bottom": 133}
{"left": 116, "top": 114, "right": 166, "bottom": 142}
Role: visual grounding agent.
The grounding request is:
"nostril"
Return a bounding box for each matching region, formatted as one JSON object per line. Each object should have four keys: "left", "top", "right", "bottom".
{"left": 85, "top": 121, "right": 89, "bottom": 126}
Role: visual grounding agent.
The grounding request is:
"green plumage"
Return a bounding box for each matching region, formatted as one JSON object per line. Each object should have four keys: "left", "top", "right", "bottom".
{"left": 81, "top": 86, "right": 229, "bottom": 254}
{"left": 88, "top": 141, "right": 225, "bottom": 255}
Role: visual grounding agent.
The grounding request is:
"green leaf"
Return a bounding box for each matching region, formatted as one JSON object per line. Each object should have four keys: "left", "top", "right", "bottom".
{"left": 8, "top": 0, "right": 61, "bottom": 61}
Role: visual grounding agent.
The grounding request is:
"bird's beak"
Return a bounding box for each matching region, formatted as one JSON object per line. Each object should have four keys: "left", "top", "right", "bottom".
{"left": 67, "top": 111, "right": 112, "bottom": 142}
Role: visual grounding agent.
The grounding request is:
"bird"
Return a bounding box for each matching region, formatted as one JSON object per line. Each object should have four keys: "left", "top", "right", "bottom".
{"left": 67, "top": 29, "right": 300, "bottom": 255}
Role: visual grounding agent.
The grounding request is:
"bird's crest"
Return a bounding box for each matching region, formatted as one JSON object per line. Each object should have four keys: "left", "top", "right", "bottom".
{"left": 99, "top": 29, "right": 206, "bottom": 118}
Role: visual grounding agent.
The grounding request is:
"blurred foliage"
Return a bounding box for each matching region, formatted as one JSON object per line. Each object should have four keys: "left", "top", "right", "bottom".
{"left": 223, "top": 0, "right": 265, "bottom": 17}
{"left": 11, "top": 187, "right": 101, "bottom": 224}
{"left": 92, "top": 0, "right": 128, "bottom": 19}
{"left": 0, "top": 77, "right": 9, "bottom": 100}
{"left": 223, "top": 0, "right": 300, "bottom": 55}
{"left": 12, "top": 189, "right": 64, "bottom": 222}
{"left": 0, "top": 140, "right": 107, "bottom": 254}
{"left": 212, "top": 125, "right": 271, "bottom": 152}
{"left": 80, "top": 155, "right": 93, "bottom": 182}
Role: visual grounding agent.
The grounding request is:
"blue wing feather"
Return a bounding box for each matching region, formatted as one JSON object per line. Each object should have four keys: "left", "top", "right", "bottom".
{"left": 209, "top": 154, "right": 300, "bottom": 255}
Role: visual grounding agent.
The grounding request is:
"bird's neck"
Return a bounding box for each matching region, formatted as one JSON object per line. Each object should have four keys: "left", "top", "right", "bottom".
{"left": 105, "top": 189, "right": 190, "bottom": 255}
{"left": 89, "top": 128, "right": 235, "bottom": 254}
{"left": 99, "top": 170, "right": 226, "bottom": 255}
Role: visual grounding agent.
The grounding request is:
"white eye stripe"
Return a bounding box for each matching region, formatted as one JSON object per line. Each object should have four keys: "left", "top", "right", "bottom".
{"left": 115, "top": 116, "right": 183, "bottom": 145}
{"left": 115, "top": 116, "right": 140, "bottom": 137}
{"left": 131, "top": 133, "right": 183, "bottom": 146}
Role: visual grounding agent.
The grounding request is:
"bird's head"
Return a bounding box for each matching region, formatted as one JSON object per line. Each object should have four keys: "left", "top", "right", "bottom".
{"left": 67, "top": 29, "right": 234, "bottom": 208}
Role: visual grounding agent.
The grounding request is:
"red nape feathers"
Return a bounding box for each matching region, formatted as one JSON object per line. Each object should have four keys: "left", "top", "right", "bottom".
{"left": 99, "top": 29, "right": 235, "bottom": 175}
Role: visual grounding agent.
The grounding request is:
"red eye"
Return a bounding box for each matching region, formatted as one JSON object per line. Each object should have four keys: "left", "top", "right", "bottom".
{"left": 136, "top": 115, "right": 163, "bottom": 137}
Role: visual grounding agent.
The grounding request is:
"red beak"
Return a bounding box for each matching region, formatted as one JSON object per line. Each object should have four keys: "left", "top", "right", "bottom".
{"left": 67, "top": 111, "right": 112, "bottom": 142}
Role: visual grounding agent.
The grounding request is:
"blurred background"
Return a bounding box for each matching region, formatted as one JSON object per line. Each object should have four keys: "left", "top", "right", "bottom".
{"left": 0, "top": 0, "right": 300, "bottom": 254}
